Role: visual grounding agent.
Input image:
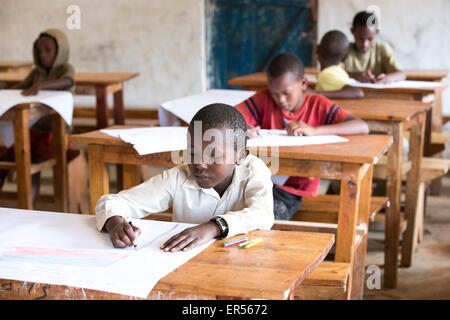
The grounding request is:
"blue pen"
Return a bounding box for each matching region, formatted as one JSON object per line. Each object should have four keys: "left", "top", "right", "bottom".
{"left": 283, "top": 119, "right": 289, "bottom": 126}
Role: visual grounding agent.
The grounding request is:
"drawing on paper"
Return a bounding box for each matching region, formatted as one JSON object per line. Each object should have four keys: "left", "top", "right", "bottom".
{"left": 0, "top": 246, "right": 130, "bottom": 268}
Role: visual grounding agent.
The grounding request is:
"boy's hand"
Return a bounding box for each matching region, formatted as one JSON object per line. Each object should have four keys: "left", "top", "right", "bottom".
{"left": 160, "top": 221, "right": 219, "bottom": 252}
{"left": 286, "top": 121, "right": 316, "bottom": 136}
{"left": 105, "top": 216, "right": 141, "bottom": 248}
{"left": 22, "top": 84, "right": 41, "bottom": 96}
{"left": 247, "top": 125, "right": 261, "bottom": 139}
{"left": 354, "top": 70, "right": 376, "bottom": 83}
{"left": 374, "top": 73, "right": 391, "bottom": 84}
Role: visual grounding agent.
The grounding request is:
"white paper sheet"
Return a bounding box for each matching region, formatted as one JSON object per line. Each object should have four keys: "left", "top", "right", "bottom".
{"left": 159, "top": 89, "right": 255, "bottom": 126}
{"left": 102, "top": 127, "right": 348, "bottom": 156}
{"left": 348, "top": 78, "right": 445, "bottom": 89}
{"left": 101, "top": 126, "right": 188, "bottom": 155}
{"left": 0, "top": 207, "right": 214, "bottom": 298}
{"left": 247, "top": 129, "right": 348, "bottom": 147}
{"left": 0, "top": 89, "right": 74, "bottom": 147}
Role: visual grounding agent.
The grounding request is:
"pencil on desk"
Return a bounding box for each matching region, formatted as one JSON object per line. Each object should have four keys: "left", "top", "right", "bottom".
{"left": 223, "top": 236, "right": 248, "bottom": 247}
{"left": 242, "top": 238, "right": 263, "bottom": 249}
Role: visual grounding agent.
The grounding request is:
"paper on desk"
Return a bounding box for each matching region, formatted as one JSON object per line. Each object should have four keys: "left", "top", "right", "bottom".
{"left": 0, "top": 89, "right": 73, "bottom": 147}
{"left": 0, "top": 208, "right": 214, "bottom": 298}
{"left": 159, "top": 89, "right": 255, "bottom": 126}
{"left": 101, "top": 126, "right": 188, "bottom": 155}
{"left": 247, "top": 129, "right": 348, "bottom": 147}
{"left": 348, "top": 78, "right": 444, "bottom": 89}
{"left": 102, "top": 127, "right": 348, "bottom": 156}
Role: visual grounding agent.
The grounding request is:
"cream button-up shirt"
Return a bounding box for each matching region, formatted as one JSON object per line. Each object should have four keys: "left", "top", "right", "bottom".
{"left": 95, "top": 154, "right": 274, "bottom": 238}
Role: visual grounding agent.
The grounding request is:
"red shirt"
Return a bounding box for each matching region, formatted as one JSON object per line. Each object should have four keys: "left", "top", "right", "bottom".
{"left": 235, "top": 89, "right": 350, "bottom": 197}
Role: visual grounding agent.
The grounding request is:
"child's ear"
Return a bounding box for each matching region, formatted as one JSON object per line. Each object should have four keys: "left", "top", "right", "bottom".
{"left": 235, "top": 149, "right": 246, "bottom": 165}
{"left": 299, "top": 76, "right": 308, "bottom": 91}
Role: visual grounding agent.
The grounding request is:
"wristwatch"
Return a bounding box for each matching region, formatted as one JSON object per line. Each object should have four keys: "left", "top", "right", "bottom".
{"left": 210, "top": 216, "right": 229, "bottom": 240}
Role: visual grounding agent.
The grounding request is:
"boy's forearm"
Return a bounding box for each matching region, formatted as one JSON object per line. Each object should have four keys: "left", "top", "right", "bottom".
{"left": 314, "top": 118, "right": 369, "bottom": 135}
{"left": 317, "top": 86, "right": 364, "bottom": 99}
{"left": 386, "top": 71, "right": 406, "bottom": 82}
{"left": 38, "top": 77, "right": 74, "bottom": 90}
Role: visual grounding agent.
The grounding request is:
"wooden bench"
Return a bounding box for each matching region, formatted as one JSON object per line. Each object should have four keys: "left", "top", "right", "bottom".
{"left": 290, "top": 194, "right": 389, "bottom": 224}
{"left": 430, "top": 132, "right": 450, "bottom": 155}
{"left": 373, "top": 156, "right": 450, "bottom": 182}
{"left": 295, "top": 261, "right": 350, "bottom": 300}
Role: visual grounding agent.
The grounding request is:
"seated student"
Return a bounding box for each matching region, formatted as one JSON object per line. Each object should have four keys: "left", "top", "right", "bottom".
{"left": 343, "top": 11, "right": 406, "bottom": 84}
{"left": 96, "top": 104, "right": 274, "bottom": 251}
{"left": 0, "top": 28, "right": 75, "bottom": 201}
{"left": 235, "top": 53, "right": 369, "bottom": 220}
{"left": 314, "top": 30, "right": 364, "bottom": 99}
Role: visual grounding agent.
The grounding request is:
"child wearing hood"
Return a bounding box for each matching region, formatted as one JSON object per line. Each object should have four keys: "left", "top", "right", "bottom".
{"left": 0, "top": 28, "right": 75, "bottom": 202}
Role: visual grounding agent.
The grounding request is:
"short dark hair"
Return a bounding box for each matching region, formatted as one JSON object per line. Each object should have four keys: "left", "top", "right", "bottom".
{"left": 267, "top": 53, "right": 304, "bottom": 80}
{"left": 318, "top": 30, "right": 349, "bottom": 65}
{"left": 188, "top": 103, "right": 247, "bottom": 149}
{"left": 352, "top": 11, "right": 379, "bottom": 29}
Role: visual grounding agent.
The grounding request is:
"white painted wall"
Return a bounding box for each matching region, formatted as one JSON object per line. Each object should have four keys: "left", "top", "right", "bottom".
{"left": 0, "top": 0, "right": 206, "bottom": 109}
{"left": 317, "top": 0, "right": 450, "bottom": 115}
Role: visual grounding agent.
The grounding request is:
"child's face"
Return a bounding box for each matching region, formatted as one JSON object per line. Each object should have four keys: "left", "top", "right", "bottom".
{"left": 268, "top": 71, "right": 308, "bottom": 113}
{"left": 351, "top": 26, "right": 377, "bottom": 53}
{"left": 187, "top": 127, "right": 245, "bottom": 191}
{"left": 36, "top": 36, "right": 57, "bottom": 69}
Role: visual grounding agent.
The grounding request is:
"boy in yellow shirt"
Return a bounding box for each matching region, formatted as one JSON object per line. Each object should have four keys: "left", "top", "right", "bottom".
{"left": 314, "top": 30, "right": 363, "bottom": 99}
{"left": 343, "top": 11, "right": 406, "bottom": 84}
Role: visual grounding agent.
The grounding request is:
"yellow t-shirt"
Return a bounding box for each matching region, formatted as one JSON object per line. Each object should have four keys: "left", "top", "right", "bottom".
{"left": 342, "top": 42, "right": 402, "bottom": 75}
{"left": 315, "top": 65, "right": 350, "bottom": 92}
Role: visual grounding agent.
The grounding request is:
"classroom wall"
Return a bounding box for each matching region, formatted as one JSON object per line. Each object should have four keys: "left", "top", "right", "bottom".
{"left": 317, "top": 0, "right": 450, "bottom": 115}
{"left": 0, "top": 0, "right": 206, "bottom": 109}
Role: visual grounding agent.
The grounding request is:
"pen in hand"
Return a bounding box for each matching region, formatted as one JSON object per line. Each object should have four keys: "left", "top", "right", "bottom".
{"left": 128, "top": 221, "right": 138, "bottom": 250}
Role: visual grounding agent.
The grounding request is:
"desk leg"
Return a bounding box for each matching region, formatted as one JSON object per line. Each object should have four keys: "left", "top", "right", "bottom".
{"left": 95, "top": 85, "right": 108, "bottom": 129}
{"left": 122, "top": 164, "right": 140, "bottom": 190}
{"left": 401, "top": 114, "right": 425, "bottom": 267}
{"left": 384, "top": 123, "right": 403, "bottom": 289}
{"left": 336, "top": 162, "right": 363, "bottom": 300}
{"left": 113, "top": 86, "right": 125, "bottom": 125}
{"left": 113, "top": 87, "right": 125, "bottom": 191}
{"left": 51, "top": 114, "right": 68, "bottom": 212}
{"left": 351, "top": 163, "right": 373, "bottom": 300}
{"left": 88, "top": 145, "right": 109, "bottom": 214}
{"left": 13, "top": 108, "right": 32, "bottom": 209}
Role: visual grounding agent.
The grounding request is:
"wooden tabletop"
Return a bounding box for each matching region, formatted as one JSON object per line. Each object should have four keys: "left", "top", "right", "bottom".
{"left": 296, "top": 67, "right": 448, "bottom": 81}
{"left": 154, "top": 229, "right": 334, "bottom": 299}
{"left": 334, "top": 98, "right": 432, "bottom": 122}
{"left": 0, "top": 61, "right": 33, "bottom": 68}
{"left": 0, "top": 229, "right": 334, "bottom": 300}
{"left": 70, "top": 125, "right": 392, "bottom": 165}
{"left": 228, "top": 72, "right": 446, "bottom": 94}
{"left": 0, "top": 72, "right": 139, "bottom": 85}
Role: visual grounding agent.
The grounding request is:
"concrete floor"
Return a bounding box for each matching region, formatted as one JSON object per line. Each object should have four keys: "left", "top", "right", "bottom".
{"left": 363, "top": 176, "right": 450, "bottom": 299}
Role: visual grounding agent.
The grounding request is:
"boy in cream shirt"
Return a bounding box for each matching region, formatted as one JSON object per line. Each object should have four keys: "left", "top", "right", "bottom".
{"left": 96, "top": 103, "right": 274, "bottom": 251}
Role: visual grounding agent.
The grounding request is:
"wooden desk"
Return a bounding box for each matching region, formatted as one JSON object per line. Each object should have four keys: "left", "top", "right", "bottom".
{"left": 0, "top": 228, "right": 334, "bottom": 300}
{"left": 299, "top": 67, "right": 448, "bottom": 82}
{"left": 70, "top": 128, "right": 392, "bottom": 299}
{"left": 0, "top": 72, "right": 139, "bottom": 129}
{"left": 227, "top": 72, "right": 447, "bottom": 134}
{"left": 336, "top": 98, "right": 430, "bottom": 288}
{"left": 0, "top": 104, "right": 68, "bottom": 211}
{"left": 0, "top": 61, "right": 33, "bottom": 73}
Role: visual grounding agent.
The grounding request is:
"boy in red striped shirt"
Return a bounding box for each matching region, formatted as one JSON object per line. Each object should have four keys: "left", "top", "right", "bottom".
{"left": 235, "top": 53, "right": 369, "bottom": 220}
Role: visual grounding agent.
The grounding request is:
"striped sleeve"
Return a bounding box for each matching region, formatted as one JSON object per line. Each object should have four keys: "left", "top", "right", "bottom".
{"left": 235, "top": 92, "right": 263, "bottom": 127}
{"left": 323, "top": 102, "right": 351, "bottom": 125}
